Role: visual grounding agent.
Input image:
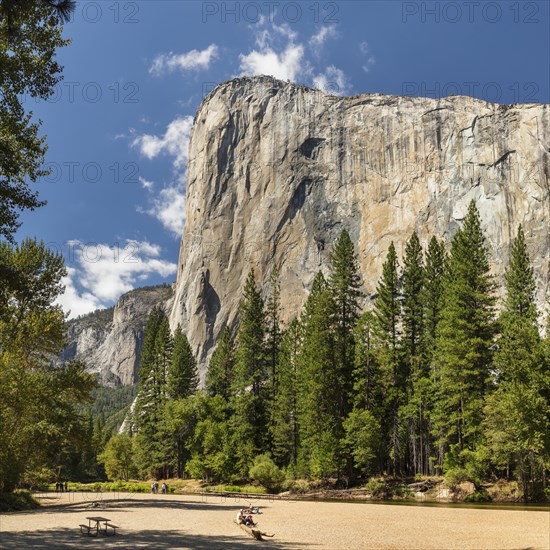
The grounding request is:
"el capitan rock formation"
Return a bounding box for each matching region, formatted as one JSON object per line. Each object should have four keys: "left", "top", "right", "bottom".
{"left": 169, "top": 76, "right": 550, "bottom": 376}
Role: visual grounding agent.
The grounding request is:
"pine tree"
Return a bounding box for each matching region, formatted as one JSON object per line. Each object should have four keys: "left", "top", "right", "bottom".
{"left": 133, "top": 308, "right": 173, "bottom": 478}
{"left": 401, "top": 232, "right": 428, "bottom": 475}
{"left": 231, "top": 269, "right": 268, "bottom": 473}
{"left": 422, "top": 236, "right": 446, "bottom": 473}
{"left": 352, "top": 310, "right": 384, "bottom": 475}
{"left": 373, "top": 242, "right": 403, "bottom": 474}
{"left": 134, "top": 307, "right": 165, "bottom": 425}
{"left": 353, "top": 311, "right": 380, "bottom": 413}
{"left": 328, "top": 229, "right": 363, "bottom": 418}
{"left": 432, "top": 201, "right": 496, "bottom": 472}
{"left": 484, "top": 226, "right": 549, "bottom": 499}
{"left": 206, "top": 326, "right": 235, "bottom": 400}
{"left": 423, "top": 236, "right": 446, "bottom": 360}
{"left": 270, "top": 319, "right": 301, "bottom": 468}
{"left": 296, "top": 282, "right": 341, "bottom": 477}
{"left": 168, "top": 324, "right": 199, "bottom": 400}
{"left": 154, "top": 316, "right": 173, "bottom": 398}
{"left": 266, "top": 266, "right": 282, "bottom": 405}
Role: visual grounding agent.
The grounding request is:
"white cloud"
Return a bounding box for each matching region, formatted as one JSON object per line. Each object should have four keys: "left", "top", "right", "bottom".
{"left": 313, "top": 65, "right": 351, "bottom": 95}
{"left": 139, "top": 176, "right": 154, "bottom": 190}
{"left": 146, "top": 183, "right": 186, "bottom": 239}
{"left": 359, "top": 41, "right": 376, "bottom": 73}
{"left": 132, "top": 116, "right": 193, "bottom": 169}
{"left": 57, "top": 267, "right": 104, "bottom": 318}
{"left": 150, "top": 44, "right": 219, "bottom": 75}
{"left": 239, "top": 17, "right": 307, "bottom": 81}
{"left": 309, "top": 26, "right": 338, "bottom": 48}
{"left": 272, "top": 22, "right": 298, "bottom": 42}
{"left": 239, "top": 43, "right": 305, "bottom": 81}
{"left": 56, "top": 241, "right": 177, "bottom": 318}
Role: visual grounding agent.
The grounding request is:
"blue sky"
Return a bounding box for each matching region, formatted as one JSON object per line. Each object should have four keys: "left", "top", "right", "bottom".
{"left": 16, "top": 0, "right": 550, "bottom": 317}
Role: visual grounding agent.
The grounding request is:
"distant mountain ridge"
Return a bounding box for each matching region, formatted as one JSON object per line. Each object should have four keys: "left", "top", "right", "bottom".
{"left": 61, "top": 284, "right": 173, "bottom": 386}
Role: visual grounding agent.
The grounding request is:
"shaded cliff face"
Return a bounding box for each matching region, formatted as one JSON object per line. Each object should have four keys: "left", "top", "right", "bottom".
{"left": 170, "top": 76, "right": 550, "bottom": 374}
{"left": 62, "top": 284, "right": 173, "bottom": 386}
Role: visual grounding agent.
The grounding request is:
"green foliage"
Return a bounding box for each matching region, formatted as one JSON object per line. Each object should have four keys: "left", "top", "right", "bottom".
{"left": 0, "top": 240, "right": 96, "bottom": 492}
{"left": 98, "top": 434, "right": 137, "bottom": 481}
{"left": 133, "top": 308, "right": 173, "bottom": 478}
{"left": 168, "top": 325, "right": 199, "bottom": 399}
{"left": 353, "top": 311, "right": 380, "bottom": 412}
{"left": 0, "top": 490, "right": 40, "bottom": 512}
{"left": 423, "top": 236, "right": 446, "bottom": 358}
{"left": 166, "top": 393, "right": 233, "bottom": 483}
{"left": 270, "top": 320, "right": 300, "bottom": 468}
{"left": 483, "top": 226, "right": 549, "bottom": 500}
{"left": 365, "top": 477, "right": 389, "bottom": 497}
{"left": 232, "top": 269, "right": 269, "bottom": 464}
{"left": 249, "top": 454, "right": 285, "bottom": 493}
{"left": 297, "top": 273, "right": 342, "bottom": 477}
{"left": 266, "top": 266, "right": 282, "bottom": 400}
{"left": 343, "top": 409, "right": 381, "bottom": 476}
{"left": 401, "top": 232, "right": 431, "bottom": 476}
{"left": 117, "top": 214, "right": 549, "bottom": 499}
{"left": 373, "top": 242, "right": 403, "bottom": 474}
{"left": 206, "top": 326, "right": 235, "bottom": 400}
{"left": 0, "top": 1, "right": 73, "bottom": 240}
{"left": 432, "top": 201, "right": 496, "bottom": 464}
{"left": 329, "top": 229, "right": 363, "bottom": 417}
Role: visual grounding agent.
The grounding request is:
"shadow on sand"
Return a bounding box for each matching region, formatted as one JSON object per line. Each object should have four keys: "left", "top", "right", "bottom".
{"left": 2, "top": 496, "right": 314, "bottom": 549}
{"left": 0, "top": 528, "right": 314, "bottom": 549}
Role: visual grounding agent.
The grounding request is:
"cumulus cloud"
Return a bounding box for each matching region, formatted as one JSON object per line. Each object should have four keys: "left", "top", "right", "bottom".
{"left": 313, "top": 65, "right": 351, "bottom": 95}
{"left": 239, "top": 43, "right": 304, "bottom": 81}
{"left": 132, "top": 115, "right": 191, "bottom": 237}
{"left": 146, "top": 183, "right": 186, "bottom": 239}
{"left": 150, "top": 44, "right": 219, "bottom": 75}
{"left": 131, "top": 116, "right": 193, "bottom": 169}
{"left": 309, "top": 25, "right": 338, "bottom": 48}
{"left": 56, "top": 240, "right": 177, "bottom": 318}
{"left": 239, "top": 17, "right": 307, "bottom": 81}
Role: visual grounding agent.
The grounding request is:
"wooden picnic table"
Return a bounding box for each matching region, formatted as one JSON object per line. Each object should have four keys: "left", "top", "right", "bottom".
{"left": 83, "top": 516, "right": 112, "bottom": 536}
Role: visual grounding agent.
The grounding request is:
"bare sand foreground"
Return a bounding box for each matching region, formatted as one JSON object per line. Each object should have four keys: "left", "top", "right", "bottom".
{"left": 0, "top": 492, "right": 548, "bottom": 550}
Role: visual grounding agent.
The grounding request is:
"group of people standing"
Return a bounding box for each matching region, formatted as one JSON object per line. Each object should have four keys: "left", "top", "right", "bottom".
{"left": 55, "top": 481, "right": 69, "bottom": 492}
{"left": 150, "top": 481, "right": 168, "bottom": 494}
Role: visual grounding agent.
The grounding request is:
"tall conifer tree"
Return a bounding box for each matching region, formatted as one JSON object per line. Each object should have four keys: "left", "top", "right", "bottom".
{"left": 206, "top": 326, "right": 235, "bottom": 400}
{"left": 423, "top": 236, "right": 446, "bottom": 361}
{"left": 168, "top": 324, "right": 198, "bottom": 399}
{"left": 271, "top": 319, "right": 301, "bottom": 468}
{"left": 232, "top": 269, "right": 268, "bottom": 472}
{"left": 133, "top": 307, "right": 173, "bottom": 477}
{"left": 373, "top": 242, "right": 402, "bottom": 474}
{"left": 266, "top": 266, "right": 282, "bottom": 402}
{"left": 401, "top": 232, "right": 428, "bottom": 474}
{"left": 297, "top": 280, "right": 341, "bottom": 477}
{"left": 484, "top": 226, "right": 549, "bottom": 498}
{"left": 329, "top": 229, "right": 363, "bottom": 418}
{"left": 432, "top": 201, "right": 496, "bottom": 470}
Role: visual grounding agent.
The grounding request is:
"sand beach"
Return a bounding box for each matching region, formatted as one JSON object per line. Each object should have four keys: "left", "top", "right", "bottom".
{"left": 0, "top": 492, "right": 548, "bottom": 549}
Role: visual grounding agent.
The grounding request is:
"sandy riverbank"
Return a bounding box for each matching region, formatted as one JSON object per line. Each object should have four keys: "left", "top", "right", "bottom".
{"left": 0, "top": 492, "right": 548, "bottom": 549}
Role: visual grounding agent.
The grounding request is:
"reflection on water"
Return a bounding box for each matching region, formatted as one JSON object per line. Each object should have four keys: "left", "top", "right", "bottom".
{"left": 299, "top": 497, "right": 550, "bottom": 512}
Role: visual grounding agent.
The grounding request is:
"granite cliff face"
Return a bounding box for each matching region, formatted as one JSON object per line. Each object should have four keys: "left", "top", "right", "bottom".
{"left": 62, "top": 284, "right": 173, "bottom": 386}
{"left": 170, "top": 76, "right": 550, "bottom": 375}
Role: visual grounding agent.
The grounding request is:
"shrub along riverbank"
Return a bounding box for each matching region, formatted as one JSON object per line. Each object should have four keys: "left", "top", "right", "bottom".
{"left": 29, "top": 476, "right": 550, "bottom": 504}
